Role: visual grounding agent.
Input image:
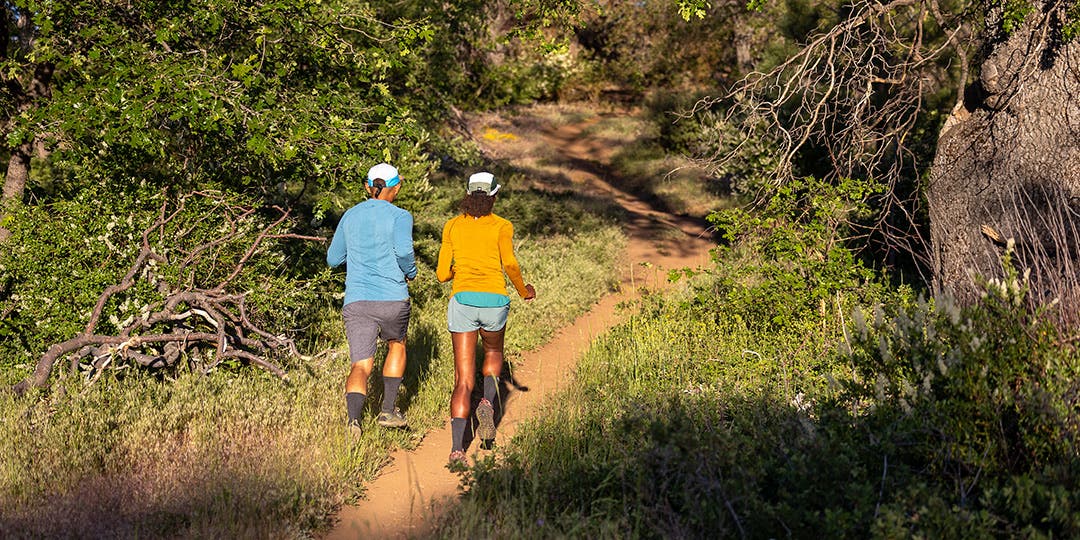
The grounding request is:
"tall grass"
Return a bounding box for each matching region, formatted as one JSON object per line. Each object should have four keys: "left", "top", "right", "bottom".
{"left": 0, "top": 181, "right": 624, "bottom": 538}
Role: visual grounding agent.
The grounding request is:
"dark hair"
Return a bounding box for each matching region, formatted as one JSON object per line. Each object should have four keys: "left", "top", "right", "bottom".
{"left": 459, "top": 191, "right": 494, "bottom": 217}
{"left": 370, "top": 178, "right": 387, "bottom": 199}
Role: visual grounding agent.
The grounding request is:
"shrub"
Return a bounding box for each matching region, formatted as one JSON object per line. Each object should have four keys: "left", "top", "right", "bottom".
{"left": 842, "top": 256, "right": 1080, "bottom": 537}
{"left": 701, "top": 176, "right": 886, "bottom": 335}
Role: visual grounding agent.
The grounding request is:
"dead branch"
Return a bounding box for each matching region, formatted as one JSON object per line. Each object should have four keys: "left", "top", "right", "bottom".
{"left": 10, "top": 192, "right": 325, "bottom": 397}
{"left": 84, "top": 197, "right": 171, "bottom": 334}
{"left": 686, "top": 0, "right": 976, "bottom": 276}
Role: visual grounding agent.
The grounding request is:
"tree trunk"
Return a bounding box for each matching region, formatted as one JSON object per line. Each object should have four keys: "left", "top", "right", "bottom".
{"left": 3, "top": 143, "right": 31, "bottom": 201}
{"left": 0, "top": 144, "right": 30, "bottom": 242}
{"left": 0, "top": 53, "right": 53, "bottom": 242}
{"left": 928, "top": 8, "right": 1080, "bottom": 324}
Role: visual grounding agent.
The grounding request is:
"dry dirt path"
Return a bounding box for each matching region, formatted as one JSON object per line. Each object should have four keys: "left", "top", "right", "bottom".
{"left": 325, "top": 109, "right": 716, "bottom": 539}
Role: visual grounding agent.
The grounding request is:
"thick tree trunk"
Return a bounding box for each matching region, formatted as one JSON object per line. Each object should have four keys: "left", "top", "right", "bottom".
{"left": 928, "top": 9, "right": 1080, "bottom": 324}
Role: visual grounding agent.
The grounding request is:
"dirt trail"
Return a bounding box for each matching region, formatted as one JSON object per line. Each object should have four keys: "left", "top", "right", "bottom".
{"left": 325, "top": 109, "right": 715, "bottom": 539}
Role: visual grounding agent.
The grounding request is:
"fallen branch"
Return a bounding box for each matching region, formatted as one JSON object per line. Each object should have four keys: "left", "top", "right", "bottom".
{"left": 10, "top": 191, "right": 323, "bottom": 396}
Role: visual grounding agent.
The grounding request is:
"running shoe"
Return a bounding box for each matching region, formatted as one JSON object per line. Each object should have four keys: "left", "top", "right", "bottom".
{"left": 376, "top": 408, "right": 407, "bottom": 428}
{"left": 347, "top": 419, "right": 363, "bottom": 442}
{"left": 447, "top": 450, "right": 467, "bottom": 471}
{"left": 476, "top": 398, "right": 496, "bottom": 442}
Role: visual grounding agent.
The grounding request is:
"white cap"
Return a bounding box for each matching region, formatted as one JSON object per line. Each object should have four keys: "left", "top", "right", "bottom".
{"left": 367, "top": 163, "right": 400, "bottom": 187}
{"left": 467, "top": 171, "right": 500, "bottom": 195}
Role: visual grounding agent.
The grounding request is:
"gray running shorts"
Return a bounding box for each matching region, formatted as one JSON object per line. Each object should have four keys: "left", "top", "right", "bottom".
{"left": 342, "top": 300, "right": 410, "bottom": 363}
{"left": 447, "top": 295, "right": 508, "bottom": 333}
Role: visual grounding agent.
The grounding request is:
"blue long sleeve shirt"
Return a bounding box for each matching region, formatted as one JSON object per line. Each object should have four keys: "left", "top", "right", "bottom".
{"left": 326, "top": 199, "right": 418, "bottom": 304}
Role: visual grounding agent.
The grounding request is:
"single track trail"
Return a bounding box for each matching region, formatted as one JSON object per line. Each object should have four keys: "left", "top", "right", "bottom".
{"left": 325, "top": 107, "right": 716, "bottom": 539}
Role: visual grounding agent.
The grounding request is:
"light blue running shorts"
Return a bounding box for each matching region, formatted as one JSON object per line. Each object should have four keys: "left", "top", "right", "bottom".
{"left": 447, "top": 295, "right": 509, "bottom": 333}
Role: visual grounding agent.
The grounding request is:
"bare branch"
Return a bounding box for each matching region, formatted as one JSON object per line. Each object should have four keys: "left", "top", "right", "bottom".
{"left": 10, "top": 192, "right": 318, "bottom": 396}
{"left": 84, "top": 197, "right": 171, "bottom": 334}
{"left": 215, "top": 206, "right": 291, "bottom": 290}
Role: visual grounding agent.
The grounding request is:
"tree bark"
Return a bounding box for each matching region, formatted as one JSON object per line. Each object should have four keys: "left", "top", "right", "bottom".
{"left": 928, "top": 7, "right": 1080, "bottom": 320}
{"left": 3, "top": 143, "right": 31, "bottom": 202}
{"left": 1, "top": 4, "right": 53, "bottom": 241}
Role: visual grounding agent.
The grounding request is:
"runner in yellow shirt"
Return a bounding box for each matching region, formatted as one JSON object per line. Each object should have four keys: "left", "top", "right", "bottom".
{"left": 436, "top": 172, "right": 536, "bottom": 465}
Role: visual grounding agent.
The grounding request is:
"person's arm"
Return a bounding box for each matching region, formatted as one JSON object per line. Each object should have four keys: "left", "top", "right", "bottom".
{"left": 436, "top": 219, "right": 454, "bottom": 283}
{"left": 498, "top": 222, "right": 532, "bottom": 298}
{"left": 394, "top": 212, "right": 418, "bottom": 280}
{"left": 326, "top": 216, "right": 347, "bottom": 268}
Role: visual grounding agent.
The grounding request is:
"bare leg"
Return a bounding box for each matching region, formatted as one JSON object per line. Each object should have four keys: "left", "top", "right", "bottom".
{"left": 451, "top": 331, "right": 478, "bottom": 419}
{"left": 345, "top": 357, "right": 374, "bottom": 431}
{"left": 346, "top": 357, "right": 374, "bottom": 395}
{"left": 383, "top": 339, "right": 406, "bottom": 378}
{"left": 478, "top": 327, "right": 505, "bottom": 380}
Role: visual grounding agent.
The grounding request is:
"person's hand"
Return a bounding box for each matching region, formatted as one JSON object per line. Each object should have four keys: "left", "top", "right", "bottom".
{"left": 523, "top": 284, "right": 536, "bottom": 301}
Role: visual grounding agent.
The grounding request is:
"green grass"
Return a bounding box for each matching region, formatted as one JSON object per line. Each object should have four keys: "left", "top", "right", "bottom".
{"left": 0, "top": 180, "right": 624, "bottom": 538}
{"left": 431, "top": 277, "right": 852, "bottom": 538}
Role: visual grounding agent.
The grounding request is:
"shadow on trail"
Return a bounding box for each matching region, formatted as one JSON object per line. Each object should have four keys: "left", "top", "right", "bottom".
{"left": 488, "top": 148, "right": 719, "bottom": 261}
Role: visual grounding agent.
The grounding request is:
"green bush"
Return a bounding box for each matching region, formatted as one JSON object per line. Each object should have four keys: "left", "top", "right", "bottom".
{"left": 701, "top": 176, "right": 885, "bottom": 335}
{"left": 841, "top": 256, "right": 1080, "bottom": 537}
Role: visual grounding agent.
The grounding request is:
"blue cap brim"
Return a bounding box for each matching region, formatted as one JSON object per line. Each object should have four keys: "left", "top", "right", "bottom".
{"left": 368, "top": 175, "right": 400, "bottom": 187}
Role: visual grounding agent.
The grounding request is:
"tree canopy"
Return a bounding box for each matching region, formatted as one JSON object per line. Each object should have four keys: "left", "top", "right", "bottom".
{"left": 0, "top": 0, "right": 584, "bottom": 388}
{"left": 2, "top": 1, "right": 440, "bottom": 214}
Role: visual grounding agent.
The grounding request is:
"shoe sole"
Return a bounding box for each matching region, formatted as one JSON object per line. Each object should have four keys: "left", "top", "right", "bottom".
{"left": 377, "top": 416, "right": 407, "bottom": 428}
{"left": 476, "top": 401, "right": 496, "bottom": 441}
{"left": 348, "top": 424, "right": 363, "bottom": 442}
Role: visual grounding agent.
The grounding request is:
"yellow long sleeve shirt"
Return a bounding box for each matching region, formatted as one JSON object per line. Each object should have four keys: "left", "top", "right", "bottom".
{"left": 436, "top": 213, "right": 529, "bottom": 299}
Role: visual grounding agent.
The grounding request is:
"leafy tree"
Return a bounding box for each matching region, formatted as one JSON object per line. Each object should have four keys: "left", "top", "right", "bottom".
{"left": 681, "top": 0, "right": 1080, "bottom": 327}
{"left": 0, "top": 0, "right": 445, "bottom": 390}
{"left": 1, "top": 0, "right": 436, "bottom": 234}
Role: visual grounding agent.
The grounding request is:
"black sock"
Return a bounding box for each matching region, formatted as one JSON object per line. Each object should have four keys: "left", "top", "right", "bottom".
{"left": 483, "top": 375, "right": 498, "bottom": 404}
{"left": 451, "top": 417, "right": 467, "bottom": 451}
{"left": 346, "top": 392, "right": 367, "bottom": 424}
{"left": 381, "top": 377, "right": 402, "bottom": 413}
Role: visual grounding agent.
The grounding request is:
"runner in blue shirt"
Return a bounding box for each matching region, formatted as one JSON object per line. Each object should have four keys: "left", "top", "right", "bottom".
{"left": 327, "top": 162, "right": 417, "bottom": 438}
